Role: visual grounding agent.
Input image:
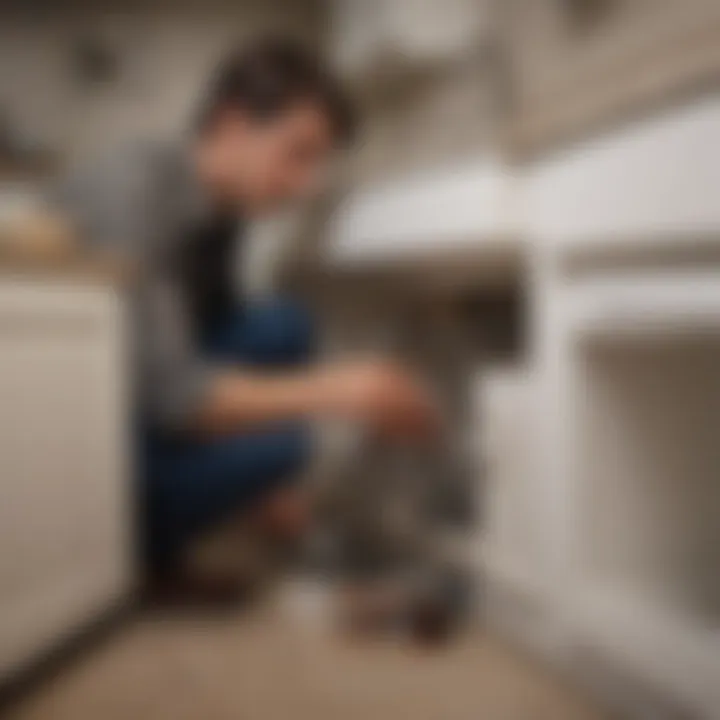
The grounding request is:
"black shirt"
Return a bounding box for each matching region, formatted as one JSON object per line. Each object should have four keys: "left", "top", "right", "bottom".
{"left": 176, "top": 212, "right": 243, "bottom": 338}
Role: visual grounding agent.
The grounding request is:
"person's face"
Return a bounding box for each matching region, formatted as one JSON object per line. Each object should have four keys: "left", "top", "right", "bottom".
{"left": 214, "top": 101, "right": 336, "bottom": 214}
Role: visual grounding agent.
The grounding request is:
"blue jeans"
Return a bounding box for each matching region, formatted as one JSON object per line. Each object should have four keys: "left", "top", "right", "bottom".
{"left": 142, "top": 298, "right": 314, "bottom": 570}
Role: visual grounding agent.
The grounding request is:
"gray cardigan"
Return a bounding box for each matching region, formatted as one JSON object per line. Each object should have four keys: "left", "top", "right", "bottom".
{"left": 50, "top": 140, "right": 237, "bottom": 431}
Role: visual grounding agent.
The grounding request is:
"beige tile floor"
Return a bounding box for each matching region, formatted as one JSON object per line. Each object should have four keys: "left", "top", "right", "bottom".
{"left": 6, "top": 605, "right": 610, "bottom": 720}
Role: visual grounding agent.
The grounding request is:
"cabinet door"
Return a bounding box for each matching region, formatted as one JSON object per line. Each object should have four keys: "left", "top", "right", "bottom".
{"left": 0, "top": 278, "right": 131, "bottom": 679}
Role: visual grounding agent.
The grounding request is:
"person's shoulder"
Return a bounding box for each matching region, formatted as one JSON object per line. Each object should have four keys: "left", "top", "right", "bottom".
{"left": 93, "top": 137, "right": 179, "bottom": 187}
{"left": 65, "top": 137, "right": 182, "bottom": 188}
{"left": 47, "top": 138, "right": 183, "bottom": 243}
{"left": 112, "top": 137, "right": 200, "bottom": 207}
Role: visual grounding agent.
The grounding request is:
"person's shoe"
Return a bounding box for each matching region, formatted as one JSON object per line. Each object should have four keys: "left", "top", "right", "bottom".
{"left": 142, "top": 568, "right": 253, "bottom": 610}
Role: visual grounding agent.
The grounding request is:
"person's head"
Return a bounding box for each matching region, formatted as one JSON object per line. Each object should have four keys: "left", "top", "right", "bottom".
{"left": 194, "top": 38, "right": 355, "bottom": 215}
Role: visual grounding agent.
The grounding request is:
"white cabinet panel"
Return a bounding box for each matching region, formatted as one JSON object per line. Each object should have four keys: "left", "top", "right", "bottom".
{"left": 328, "top": 159, "right": 517, "bottom": 263}
{"left": 522, "top": 94, "right": 720, "bottom": 248}
{"left": 0, "top": 278, "right": 131, "bottom": 680}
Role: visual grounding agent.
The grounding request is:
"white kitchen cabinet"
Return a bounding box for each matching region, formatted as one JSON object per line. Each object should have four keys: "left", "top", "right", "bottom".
{"left": 0, "top": 275, "right": 132, "bottom": 681}
{"left": 521, "top": 94, "right": 720, "bottom": 718}
{"left": 560, "top": 273, "right": 720, "bottom": 716}
{"left": 474, "top": 368, "right": 557, "bottom": 652}
{"left": 327, "top": 158, "right": 520, "bottom": 279}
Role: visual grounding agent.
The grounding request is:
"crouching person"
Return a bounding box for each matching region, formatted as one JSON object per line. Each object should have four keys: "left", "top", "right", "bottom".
{"left": 50, "top": 38, "right": 438, "bottom": 601}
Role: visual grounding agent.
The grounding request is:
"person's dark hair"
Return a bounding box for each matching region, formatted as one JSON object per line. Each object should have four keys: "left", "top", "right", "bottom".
{"left": 196, "top": 37, "right": 356, "bottom": 145}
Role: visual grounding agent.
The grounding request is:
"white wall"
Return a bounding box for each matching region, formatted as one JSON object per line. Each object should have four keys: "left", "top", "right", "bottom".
{"left": 0, "top": 1, "right": 322, "bottom": 161}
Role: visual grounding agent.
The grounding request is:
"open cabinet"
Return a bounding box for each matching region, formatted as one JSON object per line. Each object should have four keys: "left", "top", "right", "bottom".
{"left": 564, "top": 273, "right": 720, "bottom": 715}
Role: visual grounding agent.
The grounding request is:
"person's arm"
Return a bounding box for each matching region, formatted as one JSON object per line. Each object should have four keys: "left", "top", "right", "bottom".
{"left": 138, "top": 266, "right": 438, "bottom": 439}
{"left": 48, "top": 146, "right": 438, "bottom": 439}
{"left": 193, "top": 368, "right": 322, "bottom": 434}
{"left": 136, "top": 271, "right": 318, "bottom": 433}
{"left": 193, "top": 358, "right": 440, "bottom": 440}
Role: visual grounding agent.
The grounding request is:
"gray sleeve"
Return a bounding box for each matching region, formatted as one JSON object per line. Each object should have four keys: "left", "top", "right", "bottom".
{"left": 48, "top": 148, "right": 219, "bottom": 431}
{"left": 135, "top": 270, "right": 219, "bottom": 430}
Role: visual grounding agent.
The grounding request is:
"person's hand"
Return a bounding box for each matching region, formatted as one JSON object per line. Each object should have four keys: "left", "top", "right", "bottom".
{"left": 315, "top": 359, "right": 441, "bottom": 442}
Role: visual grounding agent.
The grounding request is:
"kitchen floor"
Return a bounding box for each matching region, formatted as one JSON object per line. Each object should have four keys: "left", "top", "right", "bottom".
{"left": 6, "top": 598, "right": 609, "bottom": 720}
